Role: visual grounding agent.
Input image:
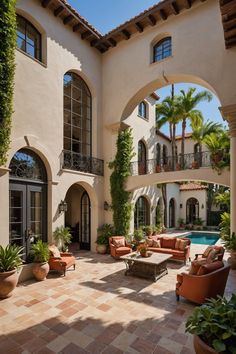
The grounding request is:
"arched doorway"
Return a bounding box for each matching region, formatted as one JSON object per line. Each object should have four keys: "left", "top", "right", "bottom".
{"left": 138, "top": 140, "right": 147, "bottom": 175}
{"left": 65, "top": 184, "right": 91, "bottom": 250}
{"left": 9, "top": 149, "right": 47, "bottom": 259}
{"left": 186, "top": 198, "right": 199, "bottom": 224}
{"left": 169, "top": 198, "right": 175, "bottom": 228}
{"left": 134, "top": 196, "right": 150, "bottom": 229}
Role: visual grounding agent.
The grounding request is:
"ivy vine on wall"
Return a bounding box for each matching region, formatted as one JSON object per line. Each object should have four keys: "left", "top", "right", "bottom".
{"left": 0, "top": 0, "right": 16, "bottom": 166}
{"left": 109, "top": 128, "right": 135, "bottom": 236}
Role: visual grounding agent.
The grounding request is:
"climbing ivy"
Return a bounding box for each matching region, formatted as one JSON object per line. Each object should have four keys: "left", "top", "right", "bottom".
{"left": 0, "top": 1, "right": 16, "bottom": 166}
{"left": 109, "top": 128, "right": 135, "bottom": 236}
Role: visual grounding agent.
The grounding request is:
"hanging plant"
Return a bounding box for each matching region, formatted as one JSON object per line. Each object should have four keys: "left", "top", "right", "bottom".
{"left": 0, "top": 1, "right": 17, "bottom": 166}
{"left": 109, "top": 128, "right": 135, "bottom": 236}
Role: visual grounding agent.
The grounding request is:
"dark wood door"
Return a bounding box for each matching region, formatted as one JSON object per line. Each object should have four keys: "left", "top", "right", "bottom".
{"left": 80, "top": 191, "right": 91, "bottom": 250}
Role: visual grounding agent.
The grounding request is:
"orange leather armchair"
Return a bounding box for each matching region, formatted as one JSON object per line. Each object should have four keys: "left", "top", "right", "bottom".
{"left": 176, "top": 261, "right": 230, "bottom": 304}
{"left": 194, "top": 245, "right": 225, "bottom": 261}
{"left": 109, "top": 236, "right": 132, "bottom": 259}
{"left": 48, "top": 245, "right": 76, "bottom": 276}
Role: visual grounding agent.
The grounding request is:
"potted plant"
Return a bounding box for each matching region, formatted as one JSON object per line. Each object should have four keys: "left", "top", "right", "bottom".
{"left": 176, "top": 163, "right": 181, "bottom": 171}
{"left": 186, "top": 295, "right": 236, "bottom": 354}
{"left": 192, "top": 160, "right": 199, "bottom": 169}
{"left": 96, "top": 224, "right": 114, "bottom": 254}
{"left": 156, "top": 164, "right": 161, "bottom": 173}
{"left": 53, "top": 226, "right": 72, "bottom": 252}
{"left": 152, "top": 225, "right": 158, "bottom": 236}
{"left": 193, "top": 218, "right": 204, "bottom": 230}
{"left": 133, "top": 229, "right": 144, "bottom": 243}
{"left": 137, "top": 243, "right": 149, "bottom": 257}
{"left": 31, "top": 240, "right": 50, "bottom": 281}
{"left": 143, "top": 225, "right": 152, "bottom": 236}
{"left": 220, "top": 226, "right": 236, "bottom": 269}
{"left": 178, "top": 218, "right": 185, "bottom": 230}
{"left": 0, "top": 244, "right": 23, "bottom": 299}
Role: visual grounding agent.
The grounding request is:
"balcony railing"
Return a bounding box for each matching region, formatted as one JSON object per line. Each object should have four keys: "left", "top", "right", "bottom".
{"left": 61, "top": 150, "right": 104, "bottom": 176}
{"left": 130, "top": 151, "right": 226, "bottom": 176}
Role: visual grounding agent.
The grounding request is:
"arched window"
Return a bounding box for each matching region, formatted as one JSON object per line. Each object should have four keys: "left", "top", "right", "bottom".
{"left": 153, "top": 37, "right": 172, "bottom": 62}
{"left": 186, "top": 198, "right": 199, "bottom": 224}
{"left": 138, "top": 140, "right": 147, "bottom": 174}
{"left": 162, "top": 145, "right": 168, "bottom": 165}
{"left": 134, "top": 196, "right": 150, "bottom": 229}
{"left": 156, "top": 143, "right": 161, "bottom": 166}
{"left": 64, "top": 72, "right": 92, "bottom": 157}
{"left": 169, "top": 198, "right": 175, "bottom": 228}
{"left": 16, "top": 15, "right": 42, "bottom": 61}
{"left": 138, "top": 101, "right": 147, "bottom": 119}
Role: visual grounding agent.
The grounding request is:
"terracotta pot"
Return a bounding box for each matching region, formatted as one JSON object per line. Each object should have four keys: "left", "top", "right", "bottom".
{"left": 32, "top": 262, "right": 49, "bottom": 281}
{"left": 0, "top": 269, "right": 19, "bottom": 299}
{"left": 193, "top": 335, "right": 217, "bottom": 354}
{"left": 96, "top": 244, "right": 107, "bottom": 254}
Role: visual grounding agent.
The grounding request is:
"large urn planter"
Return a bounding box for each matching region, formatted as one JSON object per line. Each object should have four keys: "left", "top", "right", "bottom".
{"left": 193, "top": 336, "right": 217, "bottom": 354}
{"left": 96, "top": 244, "right": 107, "bottom": 254}
{"left": 32, "top": 262, "right": 49, "bottom": 281}
{"left": 228, "top": 251, "right": 236, "bottom": 269}
{"left": 0, "top": 270, "right": 19, "bottom": 299}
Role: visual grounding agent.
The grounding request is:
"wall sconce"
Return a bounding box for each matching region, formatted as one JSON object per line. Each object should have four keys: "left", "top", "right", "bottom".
{"left": 201, "top": 204, "right": 204, "bottom": 209}
{"left": 180, "top": 203, "right": 183, "bottom": 209}
{"left": 104, "top": 201, "right": 111, "bottom": 211}
{"left": 151, "top": 205, "right": 155, "bottom": 212}
{"left": 59, "top": 200, "right": 67, "bottom": 213}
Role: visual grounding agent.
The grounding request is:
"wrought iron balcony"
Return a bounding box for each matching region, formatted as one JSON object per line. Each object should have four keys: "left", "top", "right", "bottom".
{"left": 130, "top": 150, "right": 228, "bottom": 176}
{"left": 61, "top": 150, "right": 104, "bottom": 176}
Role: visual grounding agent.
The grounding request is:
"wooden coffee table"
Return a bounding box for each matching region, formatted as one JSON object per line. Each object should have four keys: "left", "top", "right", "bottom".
{"left": 121, "top": 252, "right": 172, "bottom": 282}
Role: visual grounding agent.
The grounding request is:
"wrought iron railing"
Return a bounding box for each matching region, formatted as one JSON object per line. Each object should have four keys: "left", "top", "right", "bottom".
{"left": 130, "top": 151, "right": 224, "bottom": 176}
{"left": 61, "top": 150, "right": 104, "bottom": 176}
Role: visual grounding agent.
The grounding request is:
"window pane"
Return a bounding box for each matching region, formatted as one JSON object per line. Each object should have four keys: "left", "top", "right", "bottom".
{"left": 16, "top": 15, "right": 41, "bottom": 61}
{"left": 64, "top": 110, "right": 71, "bottom": 124}
{"left": 17, "top": 37, "right": 26, "bottom": 52}
{"left": 72, "top": 114, "right": 81, "bottom": 128}
{"left": 26, "top": 43, "right": 35, "bottom": 58}
{"left": 64, "top": 124, "right": 71, "bottom": 138}
{"left": 72, "top": 86, "right": 82, "bottom": 101}
{"left": 154, "top": 38, "right": 171, "bottom": 62}
{"left": 64, "top": 96, "right": 71, "bottom": 111}
{"left": 72, "top": 100, "right": 82, "bottom": 116}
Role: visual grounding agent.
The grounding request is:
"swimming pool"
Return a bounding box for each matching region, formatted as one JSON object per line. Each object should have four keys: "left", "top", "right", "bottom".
{"left": 186, "top": 232, "right": 220, "bottom": 245}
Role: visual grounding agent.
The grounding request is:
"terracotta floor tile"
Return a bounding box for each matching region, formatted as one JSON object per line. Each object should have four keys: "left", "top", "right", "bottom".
{"left": 96, "top": 303, "right": 111, "bottom": 312}
{"left": 60, "top": 343, "right": 88, "bottom": 354}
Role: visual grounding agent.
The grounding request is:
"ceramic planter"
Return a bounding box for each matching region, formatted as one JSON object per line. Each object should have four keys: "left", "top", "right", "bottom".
{"left": 32, "top": 262, "right": 49, "bottom": 281}
{"left": 0, "top": 269, "right": 19, "bottom": 299}
{"left": 96, "top": 244, "right": 107, "bottom": 254}
{"left": 193, "top": 335, "right": 217, "bottom": 354}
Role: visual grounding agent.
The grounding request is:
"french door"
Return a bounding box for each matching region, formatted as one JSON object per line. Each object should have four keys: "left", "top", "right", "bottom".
{"left": 80, "top": 191, "right": 91, "bottom": 250}
{"left": 9, "top": 182, "right": 46, "bottom": 259}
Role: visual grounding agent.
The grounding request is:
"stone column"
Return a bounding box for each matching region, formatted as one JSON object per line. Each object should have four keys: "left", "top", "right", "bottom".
{"left": 220, "top": 104, "right": 236, "bottom": 234}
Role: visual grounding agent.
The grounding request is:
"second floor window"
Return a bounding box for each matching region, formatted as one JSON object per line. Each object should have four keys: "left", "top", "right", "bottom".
{"left": 16, "top": 15, "right": 41, "bottom": 61}
{"left": 153, "top": 37, "right": 172, "bottom": 62}
{"left": 138, "top": 101, "right": 147, "bottom": 119}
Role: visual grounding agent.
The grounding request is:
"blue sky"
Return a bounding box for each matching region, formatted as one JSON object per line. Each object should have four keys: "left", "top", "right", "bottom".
{"left": 67, "top": 1, "right": 225, "bottom": 135}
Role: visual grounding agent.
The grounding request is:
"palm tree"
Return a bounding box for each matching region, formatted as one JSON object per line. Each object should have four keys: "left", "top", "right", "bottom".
{"left": 191, "top": 120, "right": 222, "bottom": 165}
{"left": 177, "top": 88, "right": 213, "bottom": 167}
{"left": 156, "top": 95, "right": 180, "bottom": 169}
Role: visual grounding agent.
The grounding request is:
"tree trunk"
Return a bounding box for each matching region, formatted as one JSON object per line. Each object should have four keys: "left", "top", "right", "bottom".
{"left": 181, "top": 118, "right": 186, "bottom": 168}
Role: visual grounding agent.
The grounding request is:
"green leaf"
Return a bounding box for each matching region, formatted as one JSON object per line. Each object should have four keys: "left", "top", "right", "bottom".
{"left": 212, "top": 339, "right": 226, "bottom": 352}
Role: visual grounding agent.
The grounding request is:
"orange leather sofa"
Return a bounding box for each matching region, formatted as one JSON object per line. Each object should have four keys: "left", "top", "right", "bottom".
{"left": 48, "top": 245, "right": 76, "bottom": 276}
{"left": 147, "top": 236, "right": 191, "bottom": 264}
{"left": 176, "top": 261, "right": 230, "bottom": 304}
{"left": 109, "top": 236, "right": 132, "bottom": 259}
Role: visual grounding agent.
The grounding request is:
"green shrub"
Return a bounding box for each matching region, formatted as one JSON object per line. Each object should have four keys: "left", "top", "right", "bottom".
{"left": 31, "top": 240, "right": 49, "bottom": 263}
{"left": 0, "top": 244, "right": 23, "bottom": 272}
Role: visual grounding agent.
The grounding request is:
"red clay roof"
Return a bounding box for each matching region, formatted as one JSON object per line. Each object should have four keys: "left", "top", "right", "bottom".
{"left": 175, "top": 133, "right": 192, "bottom": 140}
{"left": 179, "top": 183, "right": 208, "bottom": 191}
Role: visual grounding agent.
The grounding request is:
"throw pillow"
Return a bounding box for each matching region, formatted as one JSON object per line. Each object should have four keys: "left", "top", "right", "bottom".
{"left": 146, "top": 239, "right": 153, "bottom": 247}
{"left": 206, "top": 249, "right": 220, "bottom": 263}
{"left": 175, "top": 238, "right": 181, "bottom": 249}
{"left": 189, "top": 259, "right": 207, "bottom": 275}
{"left": 153, "top": 239, "right": 161, "bottom": 248}
{"left": 178, "top": 239, "right": 188, "bottom": 251}
{"left": 113, "top": 238, "right": 125, "bottom": 247}
{"left": 48, "top": 244, "right": 61, "bottom": 258}
{"left": 162, "top": 237, "right": 176, "bottom": 249}
{"left": 203, "top": 246, "right": 213, "bottom": 258}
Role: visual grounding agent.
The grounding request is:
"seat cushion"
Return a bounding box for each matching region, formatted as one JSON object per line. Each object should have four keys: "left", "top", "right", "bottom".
{"left": 161, "top": 237, "right": 176, "bottom": 249}
{"left": 197, "top": 261, "right": 224, "bottom": 276}
{"left": 151, "top": 248, "right": 172, "bottom": 254}
{"left": 206, "top": 248, "right": 221, "bottom": 263}
{"left": 115, "top": 247, "right": 131, "bottom": 254}
{"left": 171, "top": 250, "right": 185, "bottom": 257}
{"left": 178, "top": 239, "right": 188, "bottom": 251}
{"left": 189, "top": 259, "right": 207, "bottom": 275}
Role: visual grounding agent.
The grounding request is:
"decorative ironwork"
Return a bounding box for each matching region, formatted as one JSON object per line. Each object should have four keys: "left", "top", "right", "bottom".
{"left": 9, "top": 149, "right": 46, "bottom": 181}
{"left": 130, "top": 150, "right": 224, "bottom": 176}
{"left": 61, "top": 150, "right": 104, "bottom": 176}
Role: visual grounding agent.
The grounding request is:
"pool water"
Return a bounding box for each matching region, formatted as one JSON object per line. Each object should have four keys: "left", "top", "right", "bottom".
{"left": 186, "top": 232, "right": 220, "bottom": 245}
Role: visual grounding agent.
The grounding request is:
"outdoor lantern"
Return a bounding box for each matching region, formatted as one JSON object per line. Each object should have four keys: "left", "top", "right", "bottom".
{"left": 104, "top": 201, "right": 109, "bottom": 211}
{"left": 59, "top": 200, "right": 67, "bottom": 213}
{"left": 201, "top": 203, "right": 204, "bottom": 209}
{"left": 180, "top": 203, "right": 183, "bottom": 208}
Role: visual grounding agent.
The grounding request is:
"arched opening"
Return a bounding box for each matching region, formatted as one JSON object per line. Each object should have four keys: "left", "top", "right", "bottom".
{"left": 138, "top": 140, "right": 147, "bottom": 175}
{"left": 169, "top": 198, "right": 175, "bottom": 228}
{"left": 9, "top": 149, "right": 47, "bottom": 259}
{"left": 186, "top": 197, "right": 199, "bottom": 224}
{"left": 65, "top": 184, "right": 91, "bottom": 250}
{"left": 134, "top": 196, "right": 150, "bottom": 229}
